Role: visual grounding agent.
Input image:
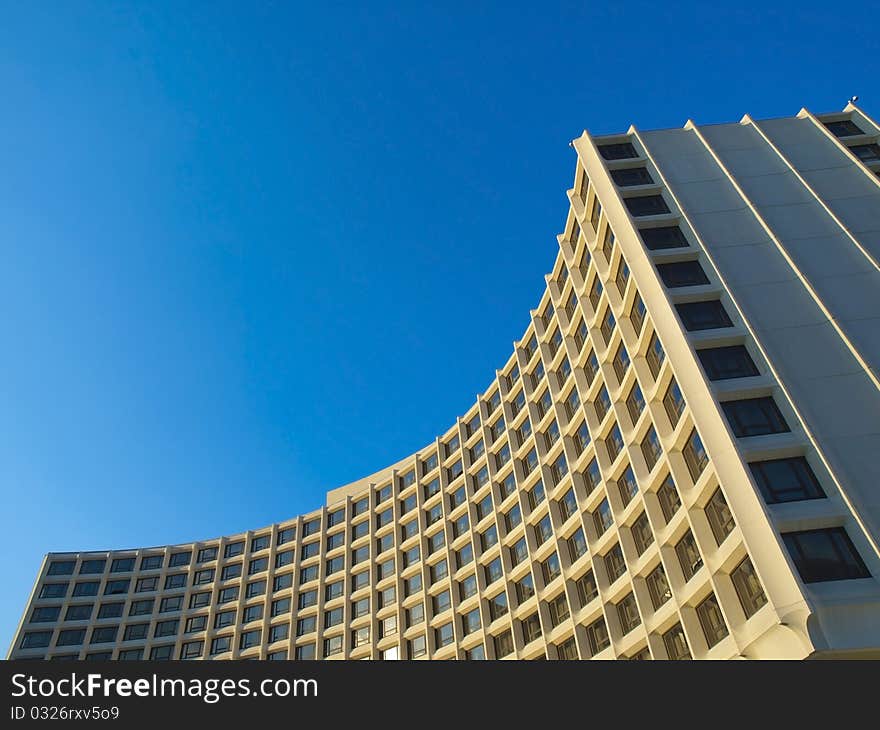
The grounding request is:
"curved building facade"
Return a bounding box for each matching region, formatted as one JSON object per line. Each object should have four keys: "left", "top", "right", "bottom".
{"left": 10, "top": 103, "right": 880, "bottom": 660}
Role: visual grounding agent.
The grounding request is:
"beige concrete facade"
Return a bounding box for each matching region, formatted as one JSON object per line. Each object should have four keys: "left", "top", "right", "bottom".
{"left": 9, "top": 104, "right": 880, "bottom": 660}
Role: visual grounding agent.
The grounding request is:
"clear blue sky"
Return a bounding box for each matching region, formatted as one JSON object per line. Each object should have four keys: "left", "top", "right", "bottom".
{"left": 0, "top": 1, "right": 874, "bottom": 652}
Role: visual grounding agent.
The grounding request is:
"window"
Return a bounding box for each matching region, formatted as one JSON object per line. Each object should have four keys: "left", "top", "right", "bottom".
{"left": 535, "top": 515, "right": 553, "bottom": 546}
{"left": 20, "top": 631, "right": 52, "bottom": 649}
{"left": 55, "top": 626, "right": 87, "bottom": 646}
{"left": 449, "top": 486, "right": 466, "bottom": 510}
{"left": 122, "top": 622, "right": 148, "bottom": 642}
{"left": 65, "top": 605, "right": 92, "bottom": 621}
{"left": 376, "top": 508, "right": 393, "bottom": 528}
{"left": 493, "top": 630, "right": 514, "bottom": 657}
{"left": 640, "top": 427, "right": 662, "bottom": 471}
{"left": 352, "top": 520, "right": 369, "bottom": 540}
{"left": 459, "top": 574, "right": 478, "bottom": 600}
{"left": 275, "top": 550, "right": 294, "bottom": 569}
{"left": 407, "top": 603, "right": 425, "bottom": 627}
{"left": 657, "top": 260, "right": 709, "bottom": 288}
{"left": 850, "top": 143, "right": 880, "bottom": 162}
{"left": 541, "top": 553, "right": 561, "bottom": 584}
{"left": 150, "top": 645, "right": 173, "bottom": 660}
{"left": 748, "top": 457, "right": 825, "bottom": 504}
{"left": 617, "top": 466, "right": 638, "bottom": 506}
{"left": 164, "top": 573, "right": 186, "bottom": 589}
{"left": 377, "top": 533, "right": 394, "bottom": 554}
{"left": 676, "top": 300, "right": 732, "bottom": 331}
{"left": 662, "top": 378, "right": 685, "bottom": 428}
{"left": 527, "top": 481, "right": 545, "bottom": 510}
{"left": 631, "top": 511, "right": 654, "bottom": 555}
{"left": 220, "top": 564, "right": 241, "bottom": 581}
{"left": 558, "top": 488, "right": 578, "bottom": 521}
{"left": 277, "top": 527, "right": 296, "bottom": 545}
{"left": 185, "top": 615, "right": 207, "bottom": 633}
{"left": 612, "top": 343, "right": 631, "bottom": 386}
{"left": 705, "top": 488, "right": 735, "bottom": 545}
{"left": 223, "top": 542, "right": 244, "bottom": 559}
{"left": 731, "top": 557, "right": 767, "bottom": 618}
{"left": 408, "top": 635, "right": 427, "bottom": 658}
{"left": 118, "top": 648, "right": 144, "bottom": 660}
{"left": 296, "top": 617, "right": 316, "bottom": 636}
{"left": 625, "top": 195, "right": 669, "bottom": 216}
{"left": 430, "top": 559, "right": 449, "bottom": 584}
{"left": 657, "top": 474, "right": 681, "bottom": 523}
{"left": 647, "top": 564, "right": 672, "bottom": 609}
{"left": 89, "top": 626, "right": 118, "bottom": 644}
{"left": 46, "top": 560, "right": 75, "bottom": 577}
{"left": 586, "top": 618, "right": 610, "bottom": 655}
{"left": 683, "top": 428, "right": 709, "bottom": 482}
{"left": 698, "top": 345, "right": 759, "bottom": 381}
{"left": 80, "top": 559, "right": 106, "bottom": 574}
{"left": 573, "top": 421, "right": 590, "bottom": 455}
{"left": 302, "top": 519, "right": 320, "bottom": 537}
{"left": 611, "top": 166, "right": 653, "bottom": 186}
{"left": 295, "top": 644, "right": 316, "bottom": 660}
{"left": 575, "top": 569, "right": 598, "bottom": 606}
{"left": 640, "top": 225, "right": 688, "bottom": 250}
{"left": 645, "top": 333, "right": 665, "bottom": 378}
{"left": 401, "top": 519, "right": 419, "bottom": 541}
{"left": 104, "top": 579, "right": 129, "bottom": 595}
{"left": 376, "top": 558, "right": 395, "bottom": 581}
{"left": 455, "top": 543, "right": 473, "bottom": 569}
{"left": 604, "top": 544, "right": 626, "bottom": 582}
{"left": 782, "top": 528, "right": 870, "bottom": 583}
{"left": 325, "top": 580, "right": 344, "bottom": 602}
{"left": 181, "top": 641, "right": 204, "bottom": 659}
{"left": 462, "top": 608, "right": 482, "bottom": 635}
{"left": 723, "top": 397, "right": 789, "bottom": 437}
{"left": 40, "top": 583, "right": 70, "bottom": 598}
{"left": 452, "top": 514, "right": 469, "bottom": 539}
{"left": 488, "top": 592, "right": 508, "bottom": 620}
{"left": 498, "top": 472, "right": 516, "bottom": 500}
{"left": 605, "top": 425, "right": 624, "bottom": 463}
{"left": 154, "top": 619, "right": 179, "bottom": 638}
{"left": 617, "top": 592, "right": 641, "bottom": 634}
{"left": 73, "top": 582, "right": 99, "bottom": 597}
{"left": 110, "top": 557, "right": 136, "bottom": 572}
{"left": 476, "top": 494, "right": 493, "bottom": 522}
{"left": 516, "top": 574, "right": 535, "bottom": 603}
{"left": 597, "top": 142, "right": 638, "bottom": 160}
{"left": 352, "top": 598, "right": 370, "bottom": 618}
{"left": 326, "top": 532, "right": 345, "bottom": 551}
{"left": 486, "top": 558, "right": 504, "bottom": 584}
{"left": 350, "top": 570, "right": 368, "bottom": 592}
{"left": 567, "top": 528, "right": 588, "bottom": 562}
{"left": 422, "top": 452, "right": 439, "bottom": 474}
{"left": 323, "top": 635, "right": 343, "bottom": 657}
{"left": 193, "top": 568, "right": 214, "bottom": 586}
{"left": 159, "top": 596, "right": 183, "bottom": 612}
{"left": 30, "top": 606, "right": 60, "bottom": 623}
{"left": 594, "top": 386, "right": 611, "bottom": 421}
{"left": 663, "top": 623, "right": 691, "bottom": 660}
{"left": 615, "top": 260, "right": 630, "bottom": 294}
{"left": 351, "top": 626, "right": 370, "bottom": 649}
{"left": 130, "top": 598, "right": 155, "bottom": 615}
{"left": 435, "top": 622, "right": 455, "bottom": 648}
{"left": 593, "top": 498, "right": 613, "bottom": 535}
{"left": 480, "top": 524, "right": 498, "bottom": 550}
{"left": 218, "top": 586, "right": 239, "bottom": 604}
{"left": 600, "top": 309, "right": 616, "bottom": 345}
{"left": 522, "top": 612, "right": 542, "bottom": 643}
{"left": 274, "top": 573, "right": 293, "bottom": 591}
{"left": 381, "top": 615, "right": 398, "bottom": 637}
{"left": 824, "top": 119, "right": 863, "bottom": 137}
{"left": 546, "top": 592, "right": 569, "bottom": 627}
{"left": 629, "top": 292, "right": 646, "bottom": 335}
{"left": 676, "top": 530, "right": 703, "bottom": 581}
{"left": 626, "top": 383, "right": 645, "bottom": 425}
{"left": 697, "top": 593, "right": 728, "bottom": 648}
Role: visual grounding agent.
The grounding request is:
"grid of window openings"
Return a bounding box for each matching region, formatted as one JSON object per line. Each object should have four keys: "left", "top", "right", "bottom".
{"left": 15, "top": 126, "right": 874, "bottom": 663}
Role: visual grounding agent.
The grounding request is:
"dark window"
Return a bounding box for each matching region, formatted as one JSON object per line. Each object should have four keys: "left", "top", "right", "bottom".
{"left": 663, "top": 378, "right": 685, "bottom": 428}
{"left": 631, "top": 512, "right": 654, "bottom": 555}
{"left": 683, "top": 428, "right": 709, "bottom": 482}
{"left": 782, "top": 528, "right": 870, "bottom": 583}
{"left": 640, "top": 226, "right": 688, "bottom": 250}
{"left": 731, "top": 557, "right": 768, "bottom": 618}
{"left": 663, "top": 623, "right": 691, "bottom": 660}
{"left": 40, "top": 583, "right": 69, "bottom": 599}
{"left": 705, "top": 488, "right": 735, "bottom": 545}
{"left": 197, "top": 547, "right": 218, "bottom": 562}
{"left": 110, "top": 558, "right": 136, "bottom": 572}
{"left": 611, "top": 167, "right": 653, "bottom": 186}
{"left": 30, "top": 606, "right": 61, "bottom": 623}
{"left": 575, "top": 570, "right": 598, "bottom": 607}
{"left": 58, "top": 628, "right": 88, "bottom": 646}
{"left": 493, "top": 630, "right": 514, "bottom": 657}
{"left": 79, "top": 559, "right": 106, "bottom": 575}
{"left": 698, "top": 346, "right": 759, "bottom": 381}
{"left": 47, "top": 560, "right": 76, "bottom": 576}
{"left": 65, "top": 604, "right": 93, "bottom": 621}
{"left": 676, "top": 300, "right": 733, "bottom": 331}
{"left": 586, "top": 618, "right": 610, "bottom": 655}
{"left": 646, "top": 564, "right": 672, "bottom": 609}
{"left": 657, "top": 260, "right": 709, "bottom": 288}
{"left": 696, "top": 593, "right": 728, "bottom": 648}
{"left": 98, "top": 602, "right": 124, "bottom": 619}
{"left": 676, "top": 530, "right": 703, "bottom": 581}
{"left": 657, "top": 474, "right": 681, "bottom": 522}
{"left": 604, "top": 544, "right": 626, "bottom": 583}
{"left": 625, "top": 195, "right": 670, "bottom": 217}
{"left": 617, "top": 593, "right": 641, "bottom": 634}
{"left": 597, "top": 142, "right": 639, "bottom": 160}
{"left": 170, "top": 551, "right": 192, "bottom": 567}
{"left": 824, "top": 119, "right": 863, "bottom": 137}
{"left": 722, "top": 397, "right": 789, "bottom": 437}
{"left": 850, "top": 143, "right": 880, "bottom": 162}
{"left": 748, "top": 457, "right": 825, "bottom": 504}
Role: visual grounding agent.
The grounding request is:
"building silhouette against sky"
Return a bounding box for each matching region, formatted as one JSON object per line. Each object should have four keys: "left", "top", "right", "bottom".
{"left": 10, "top": 103, "right": 880, "bottom": 660}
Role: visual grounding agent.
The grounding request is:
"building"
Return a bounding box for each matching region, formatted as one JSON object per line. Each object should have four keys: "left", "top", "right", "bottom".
{"left": 9, "top": 102, "right": 880, "bottom": 661}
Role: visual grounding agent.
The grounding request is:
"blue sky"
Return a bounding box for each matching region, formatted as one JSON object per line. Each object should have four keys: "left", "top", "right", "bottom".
{"left": 0, "top": 1, "right": 874, "bottom": 652}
